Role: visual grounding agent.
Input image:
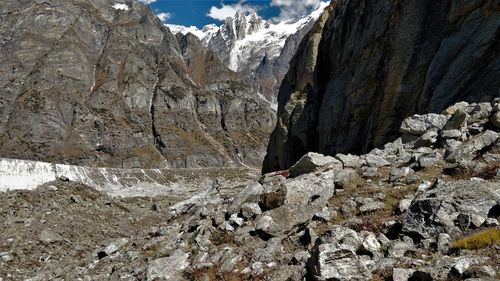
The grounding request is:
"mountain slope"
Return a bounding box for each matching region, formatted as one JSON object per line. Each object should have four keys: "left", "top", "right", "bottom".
{"left": 166, "top": 2, "right": 329, "bottom": 103}
{"left": 0, "top": 0, "right": 276, "bottom": 169}
{"left": 263, "top": 0, "right": 499, "bottom": 172}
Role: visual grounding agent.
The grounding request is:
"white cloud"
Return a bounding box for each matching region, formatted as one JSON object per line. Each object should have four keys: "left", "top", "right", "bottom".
{"left": 207, "top": 2, "right": 257, "bottom": 21}
{"left": 271, "top": 0, "right": 326, "bottom": 20}
{"left": 139, "top": 0, "right": 157, "bottom": 4}
{"left": 156, "top": 12, "right": 172, "bottom": 22}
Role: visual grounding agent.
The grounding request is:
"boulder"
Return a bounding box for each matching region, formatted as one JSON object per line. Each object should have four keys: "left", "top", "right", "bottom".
{"left": 364, "top": 154, "right": 390, "bottom": 168}
{"left": 312, "top": 243, "right": 372, "bottom": 281}
{"left": 445, "top": 130, "right": 499, "bottom": 163}
{"left": 240, "top": 203, "right": 262, "bottom": 219}
{"left": 469, "top": 102, "right": 493, "bottom": 123}
{"left": 336, "top": 153, "right": 362, "bottom": 168}
{"left": 228, "top": 182, "right": 264, "bottom": 214}
{"left": 491, "top": 110, "right": 500, "bottom": 128}
{"left": 400, "top": 114, "right": 449, "bottom": 136}
{"left": 414, "top": 129, "right": 438, "bottom": 148}
{"left": 403, "top": 180, "right": 500, "bottom": 238}
{"left": 390, "top": 167, "right": 413, "bottom": 182}
{"left": 147, "top": 251, "right": 190, "bottom": 280}
{"left": 443, "top": 109, "right": 468, "bottom": 130}
{"left": 39, "top": 228, "right": 63, "bottom": 244}
{"left": 289, "top": 152, "right": 342, "bottom": 177}
{"left": 440, "top": 129, "right": 462, "bottom": 139}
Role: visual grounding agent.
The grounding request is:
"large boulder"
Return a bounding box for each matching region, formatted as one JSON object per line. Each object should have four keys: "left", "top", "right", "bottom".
{"left": 289, "top": 152, "right": 342, "bottom": 177}
{"left": 400, "top": 114, "right": 449, "bottom": 136}
{"left": 445, "top": 130, "right": 499, "bottom": 163}
{"left": 403, "top": 180, "right": 500, "bottom": 239}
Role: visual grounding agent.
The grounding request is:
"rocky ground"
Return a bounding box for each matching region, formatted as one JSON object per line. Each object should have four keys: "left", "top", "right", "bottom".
{"left": 1, "top": 100, "right": 499, "bottom": 280}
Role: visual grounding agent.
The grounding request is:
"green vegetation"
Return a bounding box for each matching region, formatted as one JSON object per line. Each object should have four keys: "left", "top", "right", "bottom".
{"left": 451, "top": 228, "right": 500, "bottom": 250}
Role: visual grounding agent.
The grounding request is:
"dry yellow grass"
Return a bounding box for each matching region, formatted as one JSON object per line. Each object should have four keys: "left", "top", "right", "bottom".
{"left": 451, "top": 228, "right": 500, "bottom": 250}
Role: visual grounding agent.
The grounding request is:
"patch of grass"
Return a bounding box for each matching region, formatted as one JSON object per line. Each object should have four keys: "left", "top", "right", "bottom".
{"left": 451, "top": 228, "right": 500, "bottom": 250}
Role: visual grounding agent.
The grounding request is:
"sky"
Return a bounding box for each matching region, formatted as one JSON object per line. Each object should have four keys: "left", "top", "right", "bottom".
{"left": 142, "top": 0, "right": 327, "bottom": 28}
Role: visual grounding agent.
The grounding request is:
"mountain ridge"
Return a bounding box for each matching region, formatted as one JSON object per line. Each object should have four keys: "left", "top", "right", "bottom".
{"left": 166, "top": 2, "right": 330, "bottom": 103}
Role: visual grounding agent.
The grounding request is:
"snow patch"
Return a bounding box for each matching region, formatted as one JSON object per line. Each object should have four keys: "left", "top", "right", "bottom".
{"left": 112, "top": 3, "right": 129, "bottom": 11}
{"left": 0, "top": 158, "right": 212, "bottom": 198}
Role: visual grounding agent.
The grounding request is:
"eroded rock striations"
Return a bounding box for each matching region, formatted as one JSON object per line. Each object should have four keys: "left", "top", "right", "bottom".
{"left": 263, "top": 0, "right": 499, "bottom": 173}
{"left": 0, "top": 0, "right": 275, "bottom": 168}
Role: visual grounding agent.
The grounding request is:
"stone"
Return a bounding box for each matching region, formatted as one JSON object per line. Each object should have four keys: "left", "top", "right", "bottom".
{"left": 400, "top": 114, "right": 449, "bottom": 136}
{"left": 229, "top": 213, "right": 244, "bottom": 227}
{"left": 336, "top": 153, "right": 362, "bottom": 168}
{"left": 361, "top": 233, "right": 382, "bottom": 258}
{"left": 490, "top": 111, "right": 500, "bottom": 128}
{"left": 390, "top": 167, "right": 412, "bottom": 182}
{"left": 362, "top": 167, "right": 379, "bottom": 178}
{"left": 418, "top": 153, "right": 442, "bottom": 168}
{"left": 0, "top": 252, "right": 13, "bottom": 262}
{"left": 341, "top": 199, "right": 358, "bottom": 216}
{"left": 468, "top": 122, "right": 484, "bottom": 134}
{"left": 414, "top": 129, "right": 438, "bottom": 148}
{"left": 403, "top": 180, "right": 499, "bottom": 238}
{"left": 451, "top": 257, "right": 490, "bottom": 277}
{"left": 359, "top": 202, "right": 385, "bottom": 213}
{"left": 376, "top": 233, "right": 392, "bottom": 249}
{"left": 97, "top": 238, "right": 129, "bottom": 258}
{"left": 240, "top": 203, "right": 262, "bottom": 219}
{"left": 58, "top": 176, "right": 70, "bottom": 182}
{"left": 388, "top": 240, "right": 414, "bottom": 258}
{"left": 147, "top": 251, "right": 190, "bottom": 281}
{"left": 443, "top": 109, "right": 468, "bottom": 130}
{"left": 484, "top": 218, "right": 499, "bottom": 226}
{"left": 313, "top": 243, "right": 372, "bottom": 281}
{"left": 469, "top": 102, "right": 493, "bottom": 123}
{"left": 437, "top": 233, "right": 451, "bottom": 254}
{"left": 398, "top": 199, "right": 413, "bottom": 213}
{"left": 446, "top": 130, "right": 499, "bottom": 163}
{"left": 417, "top": 181, "right": 432, "bottom": 192}
{"left": 254, "top": 214, "right": 274, "bottom": 234}
{"left": 228, "top": 182, "right": 264, "bottom": 214}
{"left": 364, "top": 154, "right": 390, "bottom": 167}
{"left": 444, "top": 139, "right": 463, "bottom": 151}
{"left": 289, "top": 152, "right": 342, "bottom": 177}
{"left": 39, "top": 228, "right": 63, "bottom": 244}
{"left": 393, "top": 268, "right": 415, "bottom": 281}
{"left": 440, "top": 129, "right": 462, "bottom": 139}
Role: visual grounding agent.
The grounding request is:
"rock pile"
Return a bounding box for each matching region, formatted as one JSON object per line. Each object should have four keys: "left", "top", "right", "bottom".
{"left": 1, "top": 100, "right": 499, "bottom": 280}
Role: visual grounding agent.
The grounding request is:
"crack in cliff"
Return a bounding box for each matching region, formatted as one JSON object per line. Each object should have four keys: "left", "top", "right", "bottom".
{"left": 150, "top": 55, "right": 166, "bottom": 153}
{"left": 90, "top": 28, "right": 111, "bottom": 94}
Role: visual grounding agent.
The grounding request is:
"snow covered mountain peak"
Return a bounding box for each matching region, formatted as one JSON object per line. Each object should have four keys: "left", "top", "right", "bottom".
{"left": 166, "top": 2, "right": 328, "bottom": 70}
{"left": 166, "top": 2, "right": 329, "bottom": 102}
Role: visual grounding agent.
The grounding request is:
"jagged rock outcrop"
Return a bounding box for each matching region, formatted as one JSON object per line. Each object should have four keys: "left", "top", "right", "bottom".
{"left": 263, "top": 0, "right": 499, "bottom": 173}
{"left": 0, "top": 0, "right": 275, "bottom": 168}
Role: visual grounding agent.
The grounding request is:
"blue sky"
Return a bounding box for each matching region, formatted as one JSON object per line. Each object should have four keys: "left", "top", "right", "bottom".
{"left": 144, "top": 0, "right": 326, "bottom": 28}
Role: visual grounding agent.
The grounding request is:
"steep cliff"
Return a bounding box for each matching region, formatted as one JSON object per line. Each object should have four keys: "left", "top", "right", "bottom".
{"left": 0, "top": 0, "right": 275, "bottom": 169}
{"left": 263, "top": 0, "right": 499, "bottom": 173}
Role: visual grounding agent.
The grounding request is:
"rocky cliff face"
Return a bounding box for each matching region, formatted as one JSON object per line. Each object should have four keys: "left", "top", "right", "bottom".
{"left": 0, "top": 0, "right": 275, "bottom": 169}
{"left": 263, "top": 0, "right": 499, "bottom": 173}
